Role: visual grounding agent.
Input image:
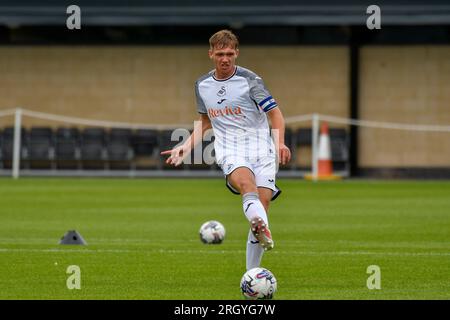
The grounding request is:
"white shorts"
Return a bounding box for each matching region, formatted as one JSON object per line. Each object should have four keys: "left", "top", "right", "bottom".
{"left": 219, "top": 156, "right": 282, "bottom": 201}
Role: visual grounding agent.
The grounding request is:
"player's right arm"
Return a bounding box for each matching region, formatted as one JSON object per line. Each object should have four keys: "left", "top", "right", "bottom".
{"left": 160, "top": 114, "right": 212, "bottom": 166}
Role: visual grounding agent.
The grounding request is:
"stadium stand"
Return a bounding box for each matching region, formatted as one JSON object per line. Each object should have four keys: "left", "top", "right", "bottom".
{"left": 1, "top": 127, "right": 27, "bottom": 169}
{"left": 107, "top": 128, "right": 134, "bottom": 169}
{"left": 0, "top": 1, "right": 449, "bottom": 179}
{"left": 294, "top": 128, "right": 312, "bottom": 170}
{"left": 0, "top": 124, "right": 354, "bottom": 175}
{"left": 329, "top": 128, "right": 350, "bottom": 172}
{"left": 55, "top": 128, "right": 80, "bottom": 169}
{"left": 80, "top": 127, "right": 107, "bottom": 169}
{"left": 131, "top": 129, "right": 159, "bottom": 169}
{"left": 28, "top": 127, "right": 53, "bottom": 169}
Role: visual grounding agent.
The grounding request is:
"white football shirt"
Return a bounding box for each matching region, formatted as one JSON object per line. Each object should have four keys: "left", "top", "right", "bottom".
{"left": 195, "top": 66, "right": 278, "bottom": 164}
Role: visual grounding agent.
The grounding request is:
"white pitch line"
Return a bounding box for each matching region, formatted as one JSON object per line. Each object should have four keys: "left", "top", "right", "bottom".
{"left": 0, "top": 238, "right": 449, "bottom": 247}
{"left": 0, "top": 248, "right": 132, "bottom": 253}
{"left": 0, "top": 238, "right": 204, "bottom": 244}
{"left": 0, "top": 248, "right": 448, "bottom": 257}
{"left": 157, "top": 249, "right": 450, "bottom": 257}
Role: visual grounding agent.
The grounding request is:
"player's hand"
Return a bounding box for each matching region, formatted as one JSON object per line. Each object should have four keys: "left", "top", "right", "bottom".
{"left": 279, "top": 144, "right": 291, "bottom": 165}
{"left": 160, "top": 145, "right": 189, "bottom": 167}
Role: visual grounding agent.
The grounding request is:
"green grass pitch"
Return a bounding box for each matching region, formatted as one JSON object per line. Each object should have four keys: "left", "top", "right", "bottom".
{"left": 0, "top": 178, "right": 449, "bottom": 299}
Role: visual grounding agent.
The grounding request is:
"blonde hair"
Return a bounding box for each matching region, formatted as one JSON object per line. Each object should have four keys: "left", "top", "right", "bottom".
{"left": 209, "top": 30, "right": 239, "bottom": 50}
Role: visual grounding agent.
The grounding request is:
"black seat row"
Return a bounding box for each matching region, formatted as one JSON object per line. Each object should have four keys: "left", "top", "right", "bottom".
{"left": 0, "top": 127, "right": 349, "bottom": 170}
{"left": 0, "top": 127, "right": 159, "bottom": 169}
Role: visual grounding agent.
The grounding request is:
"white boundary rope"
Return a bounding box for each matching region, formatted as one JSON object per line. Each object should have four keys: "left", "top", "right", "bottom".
{"left": 317, "top": 114, "right": 450, "bottom": 133}
{"left": 283, "top": 113, "right": 314, "bottom": 124}
{"left": 285, "top": 113, "right": 450, "bottom": 132}
{"left": 285, "top": 112, "right": 450, "bottom": 181}
{"left": 2, "top": 108, "right": 450, "bottom": 179}
{"left": 20, "top": 109, "right": 193, "bottom": 130}
{"left": 0, "top": 109, "right": 16, "bottom": 117}
{"left": 1, "top": 108, "right": 448, "bottom": 132}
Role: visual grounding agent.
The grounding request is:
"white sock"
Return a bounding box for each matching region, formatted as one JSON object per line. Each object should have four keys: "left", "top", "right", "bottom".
{"left": 246, "top": 229, "right": 264, "bottom": 270}
{"left": 242, "top": 192, "right": 269, "bottom": 226}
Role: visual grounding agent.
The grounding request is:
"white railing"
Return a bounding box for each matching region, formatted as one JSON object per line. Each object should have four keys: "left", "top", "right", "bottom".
{"left": 1, "top": 108, "right": 450, "bottom": 179}
{"left": 285, "top": 113, "right": 450, "bottom": 181}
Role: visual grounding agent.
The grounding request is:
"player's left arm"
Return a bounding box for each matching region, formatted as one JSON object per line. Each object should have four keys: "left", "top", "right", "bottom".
{"left": 267, "top": 107, "right": 291, "bottom": 165}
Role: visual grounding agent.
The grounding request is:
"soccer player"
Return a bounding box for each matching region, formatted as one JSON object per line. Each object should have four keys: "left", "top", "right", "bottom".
{"left": 161, "top": 30, "right": 291, "bottom": 270}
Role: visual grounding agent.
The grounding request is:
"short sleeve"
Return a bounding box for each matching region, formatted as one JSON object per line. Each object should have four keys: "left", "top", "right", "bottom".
{"left": 195, "top": 81, "right": 207, "bottom": 114}
{"left": 249, "top": 76, "right": 278, "bottom": 113}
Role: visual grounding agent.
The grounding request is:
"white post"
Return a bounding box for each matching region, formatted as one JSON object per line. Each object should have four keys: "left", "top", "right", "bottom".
{"left": 312, "top": 113, "right": 319, "bottom": 182}
{"left": 12, "top": 108, "right": 22, "bottom": 179}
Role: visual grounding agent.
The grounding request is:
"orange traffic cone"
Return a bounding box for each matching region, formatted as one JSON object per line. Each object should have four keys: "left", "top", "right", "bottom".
{"left": 318, "top": 122, "right": 333, "bottom": 177}
{"left": 306, "top": 122, "right": 341, "bottom": 181}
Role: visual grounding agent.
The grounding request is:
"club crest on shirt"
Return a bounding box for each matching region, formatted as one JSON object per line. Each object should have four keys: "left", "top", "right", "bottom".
{"left": 217, "top": 86, "right": 227, "bottom": 97}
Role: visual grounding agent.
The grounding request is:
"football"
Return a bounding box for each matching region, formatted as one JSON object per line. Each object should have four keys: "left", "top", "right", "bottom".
{"left": 199, "top": 220, "right": 226, "bottom": 244}
{"left": 240, "top": 267, "right": 277, "bottom": 300}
